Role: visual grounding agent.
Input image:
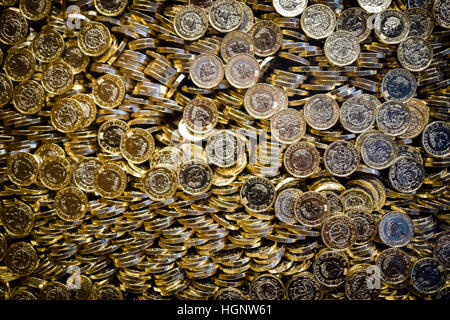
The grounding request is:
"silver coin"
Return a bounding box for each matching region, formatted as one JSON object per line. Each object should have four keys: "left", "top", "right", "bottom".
{"left": 378, "top": 211, "right": 414, "bottom": 247}
{"left": 389, "top": 156, "right": 424, "bottom": 193}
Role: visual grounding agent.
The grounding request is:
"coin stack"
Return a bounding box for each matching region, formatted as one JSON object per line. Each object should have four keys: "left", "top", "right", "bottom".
{"left": 0, "top": 0, "right": 449, "bottom": 301}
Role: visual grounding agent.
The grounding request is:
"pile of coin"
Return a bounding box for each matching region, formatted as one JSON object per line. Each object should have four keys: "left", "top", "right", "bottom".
{"left": 0, "top": 0, "right": 449, "bottom": 300}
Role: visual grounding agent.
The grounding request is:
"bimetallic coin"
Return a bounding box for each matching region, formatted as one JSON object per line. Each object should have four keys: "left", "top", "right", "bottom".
{"left": 73, "top": 158, "right": 102, "bottom": 192}
{"left": 19, "top": 0, "right": 51, "bottom": 20}
{"left": 273, "top": 0, "right": 308, "bottom": 17}
{"left": 249, "top": 274, "right": 285, "bottom": 300}
{"left": 0, "top": 8, "right": 28, "bottom": 45}
{"left": 39, "top": 282, "right": 71, "bottom": 300}
{"left": 322, "top": 191, "right": 344, "bottom": 216}
{"left": 377, "top": 248, "right": 412, "bottom": 284}
{"left": 1, "top": 200, "right": 34, "bottom": 238}
{"left": 378, "top": 211, "right": 414, "bottom": 247}
{"left": 205, "top": 130, "right": 243, "bottom": 168}
{"left": 96, "top": 285, "right": 124, "bottom": 300}
{"left": 358, "top": 0, "right": 392, "bottom": 13}
{"left": 7, "top": 152, "right": 39, "bottom": 186}
{"left": 398, "top": 37, "right": 433, "bottom": 72}
{"left": 220, "top": 30, "right": 254, "bottom": 63}
{"left": 433, "top": 233, "right": 450, "bottom": 269}
{"left": 389, "top": 156, "right": 424, "bottom": 193}
{"left": 284, "top": 142, "right": 320, "bottom": 178}
{"left": 5, "top": 242, "right": 38, "bottom": 276}
{"left": 72, "top": 94, "right": 97, "bottom": 128}
{"left": 4, "top": 48, "right": 35, "bottom": 82}
{"left": 436, "top": 286, "right": 450, "bottom": 300}
{"left": 77, "top": 22, "right": 111, "bottom": 57}
{"left": 433, "top": 0, "right": 450, "bottom": 29}
{"left": 411, "top": 258, "right": 446, "bottom": 294}
{"left": 304, "top": 94, "right": 339, "bottom": 130}
{"left": 55, "top": 187, "right": 88, "bottom": 222}
{"left": 275, "top": 188, "right": 302, "bottom": 225}
{"left": 321, "top": 215, "right": 357, "bottom": 251}
{"left": 340, "top": 188, "right": 373, "bottom": 212}
{"left": 381, "top": 68, "right": 417, "bottom": 102}
{"left": 405, "top": 7, "right": 434, "bottom": 38}
{"left": 300, "top": 4, "right": 336, "bottom": 39}
{"left": 178, "top": 159, "right": 213, "bottom": 196}
{"left": 0, "top": 73, "right": 13, "bottom": 107}
{"left": 41, "top": 61, "right": 74, "bottom": 95}
{"left": 248, "top": 20, "right": 283, "bottom": 57}
{"left": 97, "top": 119, "right": 130, "bottom": 154}
{"left": 347, "top": 209, "right": 377, "bottom": 245}
{"left": 244, "top": 83, "right": 279, "bottom": 119}
{"left": 50, "top": 98, "right": 83, "bottom": 133}
{"left": 238, "top": 2, "right": 254, "bottom": 32}
{"left": 422, "top": 121, "right": 450, "bottom": 158}
{"left": 324, "top": 140, "right": 360, "bottom": 177}
{"left": 325, "top": 31, "right": 360, "bottom": 66}
{"left": 35, "top": 143, "right": 65, "bottom": 160}
{"left": 336, "top": 7, "right": 371, "bottom": 42}
{"left": 174, "top": 5, "right": 208, "bottom": 41}
{"left": 93, "top": 74, "right": 125, "bottom": 109}
{"left": 151, "top": 147, "right": 183, "bottom": 170}
{"left": 183, "top": 98, "right": 218, "bottom": 134}
{"left": 286, "top": 272, "right": 322, "bottom": 300}
{"left": 397, "top": 145, "right": 423, "bottom": 164}
{"left": 313, "top": 250, "right": 349, "bottom": 287}
{"left": 62, "top": 40, "right": 90, "bottom": 74}
{"left": 345, "top": 264, "right": 378, "bottom": 300}
{"left": 408, "top": 0, "right": 433, "bottom": 8}
{"left": 376, "top": 101, "right": 411, "bottom": 136}
{"left": 94, "top": 0, "right": 127, "bottom": 16}
{"left": 374, "top": 9, "right": 410, "bottom": 44}
{"left": 240, "top": 176, "right": 276, "bottom": 213}
{"left": 9, "top": 288, "right": 38, "bottom": 300}
{"left": 225, "top": 54, "right": 260, "bottom": 89}
{"left": 209, "top": 0, "right": 243, "bottom": 33}
{"left": 143, "top": 166, "right": 178, "bottom": 201}
{"left": 31, "top": 29, "right": 64, "bottom": 63}
{"left": 190, "top": 53, "right": 224, "bottom": 89}
{"left": 120, "top": 128, "right": 155, "bottom": 164}
{"left": 361, "top": 132, "right": 397, "bottom": 169}
{"left": 340, "top": 94, "right": 379, "bottom": 133}
{"left": 12, "top": 80, "right": 45, "bottom": 115}
{"left": 0, "top": 233, "right": 6, "bottom": 261}
{"left": 398, "top": 101, "right": 425, "bottom": 140}
{"left": 39, "top": 156, "right": 71, "bottom": 190}
{"left": 273, "top": 85, "right": 289, "bottom": 111}
{"left": 94, "top": 162, "right": 127, "bottom": 199}
{"left": 294, "top": 191, "right": 328, "bottom": 227}
{"left": 214, "top": 288, "right": 247, "bottom": 300}
{"left": 271, "top": 108, "right": 306, "bottom": 144}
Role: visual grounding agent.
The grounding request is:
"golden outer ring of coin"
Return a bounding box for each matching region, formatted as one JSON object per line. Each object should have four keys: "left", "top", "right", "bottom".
{"left": 313, "top": 250, "right": 349, "bottom": 287}
{"left": 0, "top": 8, "right": 28, "bottom": 45}
{"left": 346, "top": 209, "right": 377, "bottom": 245}
{"left": 248, "top": 20, "right": 283, "bottom": 57}
{"left": 271, "top": 108, "right": 307, "bottom": 144}
{"left": 9, "top": 288, "right": 38, "bottom": 300}
{"left": 143, "top": 165, "right": 178, "bottom": 201}
{"left": 273, "top": 85, "right": 289, "bottom": 111}
{"left": 72, "top": 158, "right": 102, "bottom": 192}
{"left": 283, "top": 142, "right": 320, "bottom": 178}
{"left": 31, "top": 29, "right": 64, "bottom": 63}
{"left": 62, "top": 40, "right": 90, "bottom": 74}
{"left": 214, "top": 287, "right": 247, "bottom": 300}
{"left": 173, "top": 5, "right": 208, "bottom": 41}
{"left": 340, "top": 187, "right": 374, "bottom": 212}
{"left": 357, "top": 0, "right": 391, "bottom": 13}
{"left": 96, "top": 284, "right": 124, "bottom": 300}
{"left": 347, "top": 179, "right": 379, "bottom": 210}
{"left": 300, "top": 4, "right": 336, "bottom": 40}
{"left": 150, "top": 147, "right": 183, "bottom": 170}
{"left": 220, "top": 30, "right": 255, "bottom": 63}
{"left": 323, "top": 140, "right": 360, "bottom": 177}
{"left": 244, "top": 83, "right": 279, "bottom": 119}
{"left": 273, "top": 0, "right": 307, "bottom": 17}
{"left": 39, "top": 155, "right": 72, "bottom": 190}
{"left": 97, "top": 119, "right": 130, "bottom": 154}
{"left": 360, "top": 132, "right": 397, "bottom": 169}
{"left": 35, "top": 143, "right": 65, "bottom": 161}
{"left": 0, "top": 73, "right": 13, "bottom": 107}
{"left": 239, "top": 176, "right": 276, "bottom": 213}
{"left": 77, "top": 22, "right": 112, "bottom": 57}
{"left": 303, "top": 94, "right": 340, "bottom": 130}
{"left": 183, "top": 97, "right": 218, "bottom": 134}
{"left": 321, "top": 214, "right": 357, "bottom": 251}
{"left": 433, "top": 0, "right": 450, "bottom": 29}
{"left": 178, "top": 159, "right": 213, "bottom": 196}
{"left": 422, "top": 121, "right": 450, "bottom": 158}
{"left": 365, "top": 178, "right": 386, "bottom": 211}
{"left": 339, "top": 94, "right": 379, "bottom": 134}
{"left": 5, "top": 242, "right": 38, "bottom": 275}
{"left": 324, "top": 30, "right": 360, "bottom": 67}
{"left": 376, "top": 101, "right": 412, "bottom": 136}
{"left": 286, "top": 272, "right": 323, "bottom": 300}
{"left": 374, "top": 9, "right": 410, "bottom": 44}
{"left": 398, "top": 102, "right": 425, "bottom": 139}
{"left": 321, "top": 191, "right": 344, "bottom": 215}
{"left": 39, "top": 282, "right": 71, "bottom": 300}
{"left": 94, "top": 162, "right": 127, "bottom": 199}
{"left": 238, "top": 2, "right": 254, "bottom": 32}
{"left": 72, "top": 93, "right": 97, "bottom": 128}
{"left": 293, "top": 191, "right": 329, "bottom": 227}
{"left": 120, "top": 128, "right": 155, "bottom": 164}
{"left": 6, "top": 151, "right": 39, "bottom": 186}
{"left": 94, "top": 0, "right": 127, "bottom": 16}
{"left": 19, "top": 0, "right": 52, "bottom": 20}
{"left": 336, "top": 7, "right": 371, "bottom": 42}
{"left": 189, "top": 53, "right": 224, "bottom": 89}
{"left": 209, "top": 0, "right": 243, "bottom": 33}
{"left": 408, "top": 98, "right": 429, "bottom": 126}
{"left": 376, "top": 248, "right": 412, "bottom": 284}
{"left": 12, "top": 80, "right": 45, "bottom": 115}
{"left": 405, "top": 8, "right": 434, "bottom": 39}
{"left": 355, "top": 129, "right": 378, "bottom": 151}
{"left": 50, "top": 98, "right": 83, "bottom": 133}
{"left": 92, "top": 74, "right": 125, "bottom": 109}
{"left": 54, "top": 186, "right": 88, "bottom": 222}
{"left": 41, "top": 61, "right": 74, "bottom": 95}
{"left": 225, "top": 53, "right": 260, "bottom": 89}
{"left": 397, "top": 36, "right": 433, "bottom": 72}
{"left": 249, "top": 273, "right": 285, "bottom": 299}
{"left": 4, "top": 48, "right": 35, "bottom": 82}
{"left": 205, "top": 129, "right": 243, "bottom": 168}
{"left": 1, "top": 200, "right": 34, "bottom": 237}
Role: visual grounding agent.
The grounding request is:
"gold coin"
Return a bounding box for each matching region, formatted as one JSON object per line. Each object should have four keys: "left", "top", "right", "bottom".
{"left": 12, "top": 80, "right": 45, "bottom": 115}
{"left": 220, "top": 30, "right": 254, "bottom": 63}
{"left": 173, "top": 5, "right": 208, "bottom": 41}
{"left": 304, "top": 94, "right": 339, "bottom": 130}
{"left": 1, "top": 200, "right": 34, "bottom": 238}
{"left": 405, "top": 7, "right": 434, "bottom": 39}
{"left": 39, "top": 282, "right": 71, "bottom": 300}
{"left": 275, "top": 188, "right": 301, "bottom": 225}
{"left": 94, "top": 162, "right": 127, "bottom": 199}
{"left": 92, "top": 74, "right": 125, "bottom": 109}
{"left": 120, "top": 128, "right": 155, "bottom": 164}
{"left": 4, "top": 48, "right": 35, "bottom": 82}
{"left": 374, "top": 9, "right": 410, "bottom": 44}
{"left": 72, "top": 94, "right": 97, "bottom": 128}
{"left": 324, "top": 140, "right": 360, "bottom": 177}
{"left": 35, "top": 143, "right": 65, "bottom": 160}
{"left": 376, "top": 100, "right": 412, "bottom": 136}
{"left": 397, "top": 36, "right": 433, "bottom": 72}
{"left": 360, "top": 132, "right": 397, "bottom": 169}
{"left": 150, "top": 147, "right": 184, "bottom": 170}
{"left": 178, "top": 159, "right": 213, "bottom": 195}
{"left": 143, "top": 165, "right": 178, "bottom": 201}
{"left": 189, "top": 53, "right": 224, "bottom": 89}
{"left": 0, "top": 8, "right": 28, "bottom": 45}
{"left": 183, "top": 97, "right": 218, "bottom": 134}
{"left": 336, "top": 7, "right": 371, "bottom": 42}
{"left": 96, "top": 284, "right": 124, "bottom": 300}
{"left": 271, "top": 108, "right": 306, "bottom": 144}
{"left": 225, "top": 53, "right": 260, "bottom": 89}
{"left": 31, "top": 29, "right": 64, "bottom": 63}
{"left": 248, "top": 20, "right": 283, "bottom": 57}
{"left": 244, "top": 83, "right": 279, "bottom": 119}
{"left": 62, "top": 40, "right": 90, "bottom": 74}
{"left": 5, "top": 242, "right": 38, "bottom": 276}
{"left": 240, "top": 176, "right": 276, "bottom": 213}
{"left": 205, "top": 130, "right": 243, "bottom": 168}
{"left": 283, "top": 142, "right": 319, "bottom": 178}
{"left": 7, "top": 151, "right": 39, "bottom": 186}
{"left": 324, "top": 31, "right": 360, "bottom": 66}
{"left": 41, "top": 61, "right": 74, "bottom": 95}
{"left": 346, "top": 209, "right": 377, "bottom": 245}
{"left": 97, "top": 119, "right": 130, "bottom": 154}
{"left": 55, "top": 186, "right": 88, "bottom": 222}
{"left": 300, "top": 4, "right": 336, "bottom": 39}
{"left": 340, "top": 187, "right": 373, "bottom": 212}
{"left": 39, "top": 155, "right": 72, "bottom": 190}
{"left": 313, "top": 250, "right": 349, "bottom": 287}
{"left": 0, "top": 73, "right": 13, "bottom": 107}
{"left": 294, "top": 191, "right": 329, "bottom": 227}
{"left": 94, "top": 0, "right": 127, "bottom": 16}
{"left": 77, "top": 22, "right": 112, "bottom": 57}
{"left": 73, "top": 158, "right": 102, "bottom": 192}
{"left": 209, "top": 0, "right": 243, "bottom": 33}
{"left": 19, "top": 0, "right": 51, "bottom": 20}
{"left": 321, "top": 215, "right": 357, "bottom": 251}
{"left": 50, "top": 98, "right": 83, "bottom": 133}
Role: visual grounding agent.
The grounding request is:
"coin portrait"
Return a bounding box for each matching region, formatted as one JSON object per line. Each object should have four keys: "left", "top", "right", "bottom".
{"left": 190, "top": 53, "right": 224, "bottom": 89}
{"left": 174, "top": 5, "right": 208, "bottom": 41}
{"left": 225, "top": 54, "right": 260, "bottom": 89}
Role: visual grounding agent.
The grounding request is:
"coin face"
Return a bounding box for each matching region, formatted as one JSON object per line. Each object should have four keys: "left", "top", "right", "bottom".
{"left": 397, "top": 145, "right": 423, "bottom": 164}
{"left": 72, "top": 94, "right": 97, "bottom": 128}
{"left": 357, "top": 0, "right": 392, "bottom": 13}
{"left": 97, "top": 119, "right": 130, "bottom": 154}
{"left": 389, "top": 156, "right": 424, "bottom": 193}
{"left": 376, "top": 101, "right": 411, "bottom": 136}
{"left": 361, "top": 132, "right": 397, "bottom": 169}
{"left": 433, "top": 0, "right": 450, "bottom": 29}
{"left": 250, "top": 274, "right": 285, "bottom": 300}
{"left": 71, "top": 275, "right": 95, "bottom": 300}
{"left": 300, "top": 4, "right": 336, "bottom": 39}
{"left": 248, "top": 20, "right": 283, "bottom": 57}
{"left": 313, "top": 250, "right": 349, "bottom": 287}
{"left": 51, "top": 98, "right": 83, "bottom": 133}
{"left": 183, "top": 97, "right": 218, "bottom": 134}
{"left": 78, "top": 22, "right": 111, "bottom": 57}
{"left": 322, "top": 191, "right": 344, "bottom": 216}
{"left": 151, "top": 147, "right": 184, "bottom": 170}
{"left": 94, "top": 162, "right": 127, "bottom": 199}
{"left": 19, "top": 0, "right": 51, "bottom": 20}
{"left": 143, "top": 166, "right": 177, "bottom": 201}
{"left": 39, "top": 156, "right": 71, "bottom": 190}
{"left": 174, "top": 5, "right": 208, "bottom": 41}
{"left": 214, "top": 288, "right": 247, "bottom": 300}
{"left": 209, "top": 0, "right": 243, "bottom": 33}
{"left": 339, "top": 94, "right": 379, "bottom": 133}
{"left": 39, "top": 281, "right": 71, "bottom": 300}
{"left": 347, "top": 209, "right": 376, "bottom": 244}
{"left": 120, "top": 128, "right": 155, "bottom": 164}
{"left": 324, "top": 140, "right": 360, "bottom": 177}
{"left": 7, "top": 151, "right": 39, "bottom": 186}
{"left": 225, "top": 54, "right": 260, "bottom": 89}
{"left": 93, "top": 74, "right": 125, "bottom": 109}
{"left": 240, "top": 176, "right": 276, "bottom": 213}
{"left": 12, "top": 80, "right": 45, "bottom": 115}
{"left": 378, "top": 211, "right": 414, "bottom": 247}
{"left": 321, "top": 215, "right": 357, "bottom": 251}
{"left": 433, "top": 234, "right": 450, "bottom": 268}
{"left": 271, "top": 108, "right": 306, "bottom": 144}
{"left": 4, "top": 48, "right": 35, "bottom": 82}
{"left": 374, "top": 9, "right": 410, "bottom": 44}
{"left": 398, "top": 36, "right": 433, "bottom": 72}
{"left": 190, "top": 53, "right": 224, "bottom": 89}
{"left": 405, "top": 7, "right": 434, "bottom": 38}
{"left": 238, "top": 2, "right": 254, "bottom": 32}
{"left": 398, "top": 101, "right": 425, "bottom": 140}
{"left": 336, "top": 7, "right": 371, "bottom": 42}
{"left": 244, "top": 83, "right": 279, "bottom": 119}
{"left": 273, "top": 0, "right": 308, "bottom": 17}
{"left": 1, "top": 200, "right": 34, "bottom": 237}
{"left": 55, "top": 187, "right": 88, "bottom": 222}
{"left": 325, "top": 31, "right": 360, "bottom": 66}
{"left": 35, "top": 143, "right": 65, "bottom": 160}
{"left": 411, "top": 258, "right": 446, "bottom": 294}
{"left": 340, "top": 188, "right": 373, "bottom": 212}
{"left": 284, "top": 142, "right": 320, "bottom": 178}
{"left": 94, "top": 0, "right": 127, "bottom": 16}
{"left": 422, "top": 121, "right": 450, "bottom": 158}
{"left": 5, "top": 242, "right": 38, "bottom": 275}
{"left": 42, "top": 61, "right": 74, "bottom": 95}
{"left": 381, "top": 68, "right": 417, "bottom": 102}
{"left": 304, "top": 94, "right": 339, "bottom": 130}
{"left": 376, "top": 248, "right": 412, "bottom": 284}
{"left": 220, "top": 30, "right": 254, "bottom": 63}
{"left": 31, "top": 29, "right": 64, "bottom": 63}
{"left": 205, "top": 130, "right": 242, "bottom": 168}
{"left": 0, "top": 73, "right": 13, "bottom": 107}
{"left": 73, "top": 158, "right": 102, "bottom": 192}
{"left": 275, "top": 188, "right": 301, "bottom": 225}
{"left": 178, "top": 159, "right": 213, "bottom": 195}
{"left": 0, "top": 8, "right": 28, "bottom": 45}
{"left": 286, "top": 272, "right": 322, "bottom": 300}
{"left": 344, "top": 265, "right": 378, "bottom": 300}
{"left": 294, "top": 191, "right": 328, "bottom": 227}
{"left": 96, "top": 284, "right": 124, "bottom": 300}
{"left": 62, "top": 40, "right": 90, "bottom": 74}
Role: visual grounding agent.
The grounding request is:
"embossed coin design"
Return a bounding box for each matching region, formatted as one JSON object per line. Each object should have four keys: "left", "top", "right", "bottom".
{"left": 12, "top": 80, "right": 45, "bottom": 115}
{"left": 120, "top": 128, "right": 155, "bottom": 164}
{"left": 55, "top": 187, "right": 88, "bottom": 222}
{"left": 73, "top": 158, "right": 102, "bottom": 192}
{"left": 1, "top": 200, "right": 34, "bottom": 237}
{"left": 240, "top": 176, "right": 276, "bottom": 213}
{"left": 225, "top": 54, "right": 260, "bottom": 89}
{"left": 0, "top": 8, "right": 28, "bottom": 45}
{"left": 324, "top": 140, "right": 360, "bottom": 177}
{"left": 275, "top": 188, "right": 302, "bottom": 225}
{"left": 399, "top": 99, "right": 426, "bottom": 139}
{"left": 220, "top": 30, "right": 254, "bottom": 63}
{"left": 62, "top": 40, "right": 90, "bottom": 74}
{"left": 358, "top": 0, "right": 392, "bottom": 13}
{"left": 381, "top": 68, "right": 417, "bottom": 102}
{"left": 347, "top": 209, "right": 377, "bottom": 245}
{"left": 271, "top": 108, "right": 306, "bottom": 144}
{"left": 286, "top": 272, "right": 322, "bottom": 300}
{"left": 98, "top": 119, "right": 130, "bottom": 154}
{"left": 41, "top": 61, "right": 74, "bottom": 95}
{"left": 93, "top": 74, "right": 125, "bottom": 109}
{"left": 339, "top": 94, "right": 379, "bottom": 133}
{"left": 244, "top": 83, "right": 279, "bottom": 119}
{"left": 389, "top": 156, "right": 424, "bottom": 193}
{"left": 340, "top": 188, "right": 373, "bottom": 212}
{"left": 39, "top": 156, "right": 71, "bottom": 190}
{"left": 336, "top": 7, "right": 371, "bottom": 42}
{"left": 31, "top": 29, "right": 64, "bottom": 63}
{"left": 205, "top": 130, "right": 243, "bottom": 168}
{"left": 405, "top": 7, "right": 434, "bottom": 38}
{"left": 174, "top": 5, "right": 208, "bottom": 41}
{"left": 433, "top": 234, "right": 450, "bottom": 268}
{"left": 379, "top": 211, "right": 414, "bottom": 247}
{"left": 77, "top": 22, "right": 111, "bottom": 57}
{"left": 374, "top": 9, "right": 410, "bottom": 44}
{"left": 411, "top": 258, "right": 446, "bottom": 294}
{"left": 4, "top": 48, "right": 35, "bottom": 82}
{"left": 39, "top": 282, "right": 71, "bottom": 300}
{"left": 398, "top": 36, "right": 433, "bottom": 72}
{"left": 361, "top": 132, "right": 397, "bottom": 169}
{"left": 183, "top": 97, "right": 218, "bottom": 134}
{"left": 5, "top": 242, "right": 38, "bottom": 275}
{"left": 178, "top": 160, "right": 213, "bottom": 196}
{"left": 143, "top": 166, "right": 178, "bottom": 201}
{"left": 433, "top": 0, "right": 450, "bottom": 29}
{"left": 300, "top": 4, "right": 336, "bottom": 39}
{"left": 19, "top": 0, "right": 51, "bottom": 20}
{"left": 190, "top": 53, "right": 224, "bottom": 89}
{"left": 322, "top": 191, "right": 344, "bottom": 216}
{"left": 94, "top": 0, "right": 128, "bottom": 16}
{"left": 248, "top": 20, "right": 283, "bottom": 57}
{"left": 284, "top": 142, "right": 320, "bottom": 178}
{"left": 321, "top": 215, "right": 357, "bottom": 251}
{"left": 0, "top": 73, "right": 13, "bottom": 107}
{"left": 325, "top": 31, "right": 360, "bottom": 66}
{"left": 273, "top": 0, "right": 308, "bottom": 17}
{"left": 209, "top": 0, "right": 243, "bottom": 33}
{"left": 313, "top": 250, "right": 349, "bottom": 287}
{"left": 214, "top": 288, "right": 247, "bottom": 300}
{"left": 422, "top": 121, "right": 450, "bottom": 158}
{"left": 7, "top": 152, "right": 39, "bottom": 186}
{"left": 50, "top": 98, "right": 83, "bottom": 133}
{"left": 294, "top": 191, "right": 328, "bottom": 227}
{"left": 72, "top": 94, "right": 97, "bottom": 128}
{"left": 344, "top": 265, "right": 378, "bottom": 300}
{"left": 94, "top": 162, "right": 127, "bottom": 199}
{"left": 238, "top": 2, "right": 254, "bottom": 32}
{"left": 376, "top": 101, "right": 412, "bottom": 136}
{"left": 250, "top": 274, "right": 285, "bottom": 300}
